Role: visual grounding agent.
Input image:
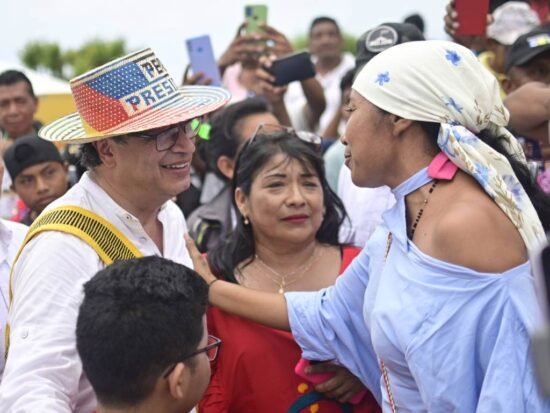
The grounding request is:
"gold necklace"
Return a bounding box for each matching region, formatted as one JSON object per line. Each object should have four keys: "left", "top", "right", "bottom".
{"left": 254, "top": 246, "right": 322, "bottom": 294}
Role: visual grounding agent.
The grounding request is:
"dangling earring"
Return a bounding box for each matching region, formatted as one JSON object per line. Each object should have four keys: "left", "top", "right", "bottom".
{"left": 243, "top": 216, "right": 249, "bottom": 225}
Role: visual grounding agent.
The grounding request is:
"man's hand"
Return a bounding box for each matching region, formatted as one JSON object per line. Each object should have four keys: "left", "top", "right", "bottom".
{"left": 252, "top": 55, "right": 288, "bottom": 104}
{"left": 181, "top": 65, "right": 213, "bottom": 86}
{"left": 443, "top": 0, "right": 492, "bottom": 48}
{"left": 218, "top": 22, "right": 269, "bottom": 74}
{"left": 261, "top": 24, "right": 294, "bottom": 57}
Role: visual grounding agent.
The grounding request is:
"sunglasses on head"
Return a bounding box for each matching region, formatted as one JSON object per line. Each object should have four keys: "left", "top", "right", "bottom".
{"left": 249, "top": 123, "right": 322, "bottom": 149}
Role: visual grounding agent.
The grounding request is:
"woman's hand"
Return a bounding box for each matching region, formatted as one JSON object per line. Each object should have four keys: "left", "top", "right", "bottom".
{"left": 184, "top": 233, "right": 217, "bottom": 285}
{"left": 308, "top": 362, "right": 365, "bottom": 403}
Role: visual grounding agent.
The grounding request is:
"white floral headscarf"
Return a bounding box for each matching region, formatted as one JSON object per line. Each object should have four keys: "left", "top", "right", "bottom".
{"left": 352, "top": 40, "right": 545, "bottom": 250}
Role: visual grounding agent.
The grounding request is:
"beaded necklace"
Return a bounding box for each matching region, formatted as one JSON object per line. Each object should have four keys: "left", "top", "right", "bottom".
{"left": 409, "top": 180, "right": 438, "bottom": 239}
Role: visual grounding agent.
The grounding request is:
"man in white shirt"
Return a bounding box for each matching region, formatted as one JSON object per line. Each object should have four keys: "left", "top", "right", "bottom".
{"left": 0, "top": 48, "right": 230, "bottom": 412}
{"left": 0, "top": 158, "right": 27, "bottom": 382}
{"left": 285, "top": 16, "right": 355, "bottom": 134}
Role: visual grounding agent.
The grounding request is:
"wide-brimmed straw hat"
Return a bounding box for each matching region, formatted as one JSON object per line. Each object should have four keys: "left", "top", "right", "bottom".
{"left": 39, "top": 48, "right": 231, "bottom": 143}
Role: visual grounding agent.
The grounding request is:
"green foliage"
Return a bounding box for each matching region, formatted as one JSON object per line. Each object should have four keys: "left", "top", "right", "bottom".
{"left": 20, "top": 42, "right": 64, "bottom": 78}
{"left": 19, "top": 39, "right": 129, "bottom": 80}
{"left": 291, "top": 32, "right": 357, "bottom": 55}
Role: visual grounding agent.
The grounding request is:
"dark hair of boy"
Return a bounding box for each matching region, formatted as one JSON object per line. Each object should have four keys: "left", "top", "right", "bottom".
{"left": 76, "top": 256, "right": 208, "bottom": 408}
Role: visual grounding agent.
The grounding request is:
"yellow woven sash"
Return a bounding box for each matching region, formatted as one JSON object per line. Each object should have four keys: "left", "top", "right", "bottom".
{"left": 5, "top": 205, "right": 143, "bottom": 354}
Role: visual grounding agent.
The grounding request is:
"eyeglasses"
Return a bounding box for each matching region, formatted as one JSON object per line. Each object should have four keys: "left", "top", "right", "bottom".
{"left": 161, "top": 335, "right": 222, "bottom": 378}
{"left": 129, "top": 117, "right": 202, "bottom": 151}
{"left": 250, "top": 123, "right": 322, "bottom": 148}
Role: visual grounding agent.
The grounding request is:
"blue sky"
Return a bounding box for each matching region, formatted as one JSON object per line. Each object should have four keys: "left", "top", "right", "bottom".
{"left": 3, "top": 0, "right": 448, "bottom": 80}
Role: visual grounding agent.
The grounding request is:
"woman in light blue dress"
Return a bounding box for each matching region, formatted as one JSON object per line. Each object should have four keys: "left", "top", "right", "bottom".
{"left": 187, "top": 40, "right": 550, "bottom": 412}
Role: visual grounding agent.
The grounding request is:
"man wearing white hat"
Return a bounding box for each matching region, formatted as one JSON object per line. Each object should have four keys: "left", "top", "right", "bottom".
{"left": 0, "top": 48, "right": 230, "bottom": 412}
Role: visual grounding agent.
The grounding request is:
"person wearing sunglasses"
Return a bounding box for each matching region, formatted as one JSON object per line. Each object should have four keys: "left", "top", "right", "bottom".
{"left": 188, "top": 40, "right": 550, "bottom": 412}
{"left": 0, "top": 50, "right": 230, "bottom": 412}
{"left": 198, "top": 132, "right": 380, "bottom": 412}
{"left": 76, "top": 256, "right": 217, "bottom": 413}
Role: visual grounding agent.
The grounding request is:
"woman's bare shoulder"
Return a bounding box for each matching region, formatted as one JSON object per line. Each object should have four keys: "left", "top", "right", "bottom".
{"left": 428, "top": 191, "right": 527, "bottom": 273}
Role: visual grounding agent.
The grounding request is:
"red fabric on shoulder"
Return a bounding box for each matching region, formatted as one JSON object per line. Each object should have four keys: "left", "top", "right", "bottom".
{"left": 340, "top": 245, "right": 361, "bottom": 273}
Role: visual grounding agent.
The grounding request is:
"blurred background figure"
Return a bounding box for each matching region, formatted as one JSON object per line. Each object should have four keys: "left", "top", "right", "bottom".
{"left": 503, "top": 26, "right": 550, "bottom": 165}
{"left": 285, "top": 17, "right": 355, "bottom": 134}
{"left": 4, "top": 134, "right": 69, "bottom": 225}
{"left": 403, "top": 13, "right": 425, "bottom": 34}
{"left": 480, "top": 1, "right": 540, "bottom": 97}
{"left": 0, "top": 70, "right": 39, "bottom": 146}
{"left": 0, "top": 157, "right": 27, "bottom": 383}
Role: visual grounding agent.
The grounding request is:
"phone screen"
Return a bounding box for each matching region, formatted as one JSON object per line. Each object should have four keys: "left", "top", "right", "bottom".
{"left": 186, "top": 35, "right": 222, "bottom": 87}
{"left": 455, "top": 0, "right": 490, "bottom": 36}
{"left": 245, "top": 5, "right": 267, "bottom": 35}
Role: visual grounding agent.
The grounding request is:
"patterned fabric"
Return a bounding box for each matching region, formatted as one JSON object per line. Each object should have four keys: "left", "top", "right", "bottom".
{"left": 352, "top": 40, "right": 546, "bottom": 250}
{"left": 39, "top": 48, "right": 231, "bottom": 143}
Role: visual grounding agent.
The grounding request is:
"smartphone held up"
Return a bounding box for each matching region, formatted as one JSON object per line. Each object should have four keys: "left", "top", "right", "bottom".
{"left": 454, "top": 0, "right": 490, "bottom": 36}
{"left": 245, "top": 4, "right": 268, "bottom": 35}
{"left": 185, "top": 35, "right": 222, "bottom": 87}
{"left": 265, "top": 51, "right": 316, "bottom": 86}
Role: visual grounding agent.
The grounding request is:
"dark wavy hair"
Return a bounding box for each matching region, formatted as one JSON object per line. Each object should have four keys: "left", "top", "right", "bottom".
{"left": 208, "top": 132, "right": 348, "bottom": 283}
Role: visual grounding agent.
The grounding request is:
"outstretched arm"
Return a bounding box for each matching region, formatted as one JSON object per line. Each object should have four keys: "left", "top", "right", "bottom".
{"left": 185, "top": 234, "right": 290, "bottom": 330}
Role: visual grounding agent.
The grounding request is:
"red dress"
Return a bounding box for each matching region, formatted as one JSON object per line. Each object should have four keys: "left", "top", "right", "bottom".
{"left": 198, "top": 246, "right": 381, "bottom": 413}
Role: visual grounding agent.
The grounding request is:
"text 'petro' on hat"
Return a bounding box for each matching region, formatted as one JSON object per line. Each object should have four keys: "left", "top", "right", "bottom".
{"left": 39, "top": 48, "right": 231, "bottom": 143}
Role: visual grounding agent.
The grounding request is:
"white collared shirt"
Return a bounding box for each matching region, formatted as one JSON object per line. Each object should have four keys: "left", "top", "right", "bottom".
{"left": 0, "top": 219, "right": 27, "bottom": 381}
{"left": 337, "top": 165, "right": 396, "bottom": 247}
{"left": 0, "top": 172, "right": 192, "bottom": 413}
{"left": 285, "top": 53, "right": 355, "bottom": 133}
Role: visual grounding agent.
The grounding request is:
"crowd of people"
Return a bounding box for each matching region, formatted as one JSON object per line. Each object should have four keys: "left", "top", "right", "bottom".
{"left": 0, "top": 1, "right": 549, "bottom": 412}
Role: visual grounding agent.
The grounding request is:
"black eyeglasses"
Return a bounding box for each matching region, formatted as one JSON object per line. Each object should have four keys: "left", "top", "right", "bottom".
{"left": 129, "top": 117, "right": 202, "bottom": 152}
{"left": 250, "top": 123, "right": 322, "bottom": 148}
{"left": 162, "top": 335, "right": 222, "bottom": 378}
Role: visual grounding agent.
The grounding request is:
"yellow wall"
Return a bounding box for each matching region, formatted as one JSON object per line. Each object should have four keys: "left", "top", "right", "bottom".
{"left": 35, "top": 94, "right": 76, "bottom": 126}
{"left": 35, "top": 94, "right": 77, "bottom": 149}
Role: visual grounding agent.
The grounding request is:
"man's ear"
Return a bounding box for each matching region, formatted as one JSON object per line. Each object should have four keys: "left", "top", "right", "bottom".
{"left": 216, "top": 156, "right": 235, "bottom": 180}
{"left": 502, "top": 76, "right": 513, "bottom": 95}
{"left": 166, "top": 362, "right": 187, "bottom": 399}
{"left": 93, "top": 139, "right": 116, "bottom": 167}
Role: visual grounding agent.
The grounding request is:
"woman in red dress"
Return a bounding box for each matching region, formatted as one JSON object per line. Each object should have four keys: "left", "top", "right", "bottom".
{"left": 198, "top": 128, "right": 380, "bottom": 413}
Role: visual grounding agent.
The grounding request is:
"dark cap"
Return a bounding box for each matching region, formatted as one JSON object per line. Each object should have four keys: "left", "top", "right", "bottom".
{"left": 505, "top": 27, "right": 550, "bottom": 72}
{"left": 4, "top": 133, "right": 63, "bottom": 180}
{"left": 355, "top": 23, "right": 425, "bottom": 73}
